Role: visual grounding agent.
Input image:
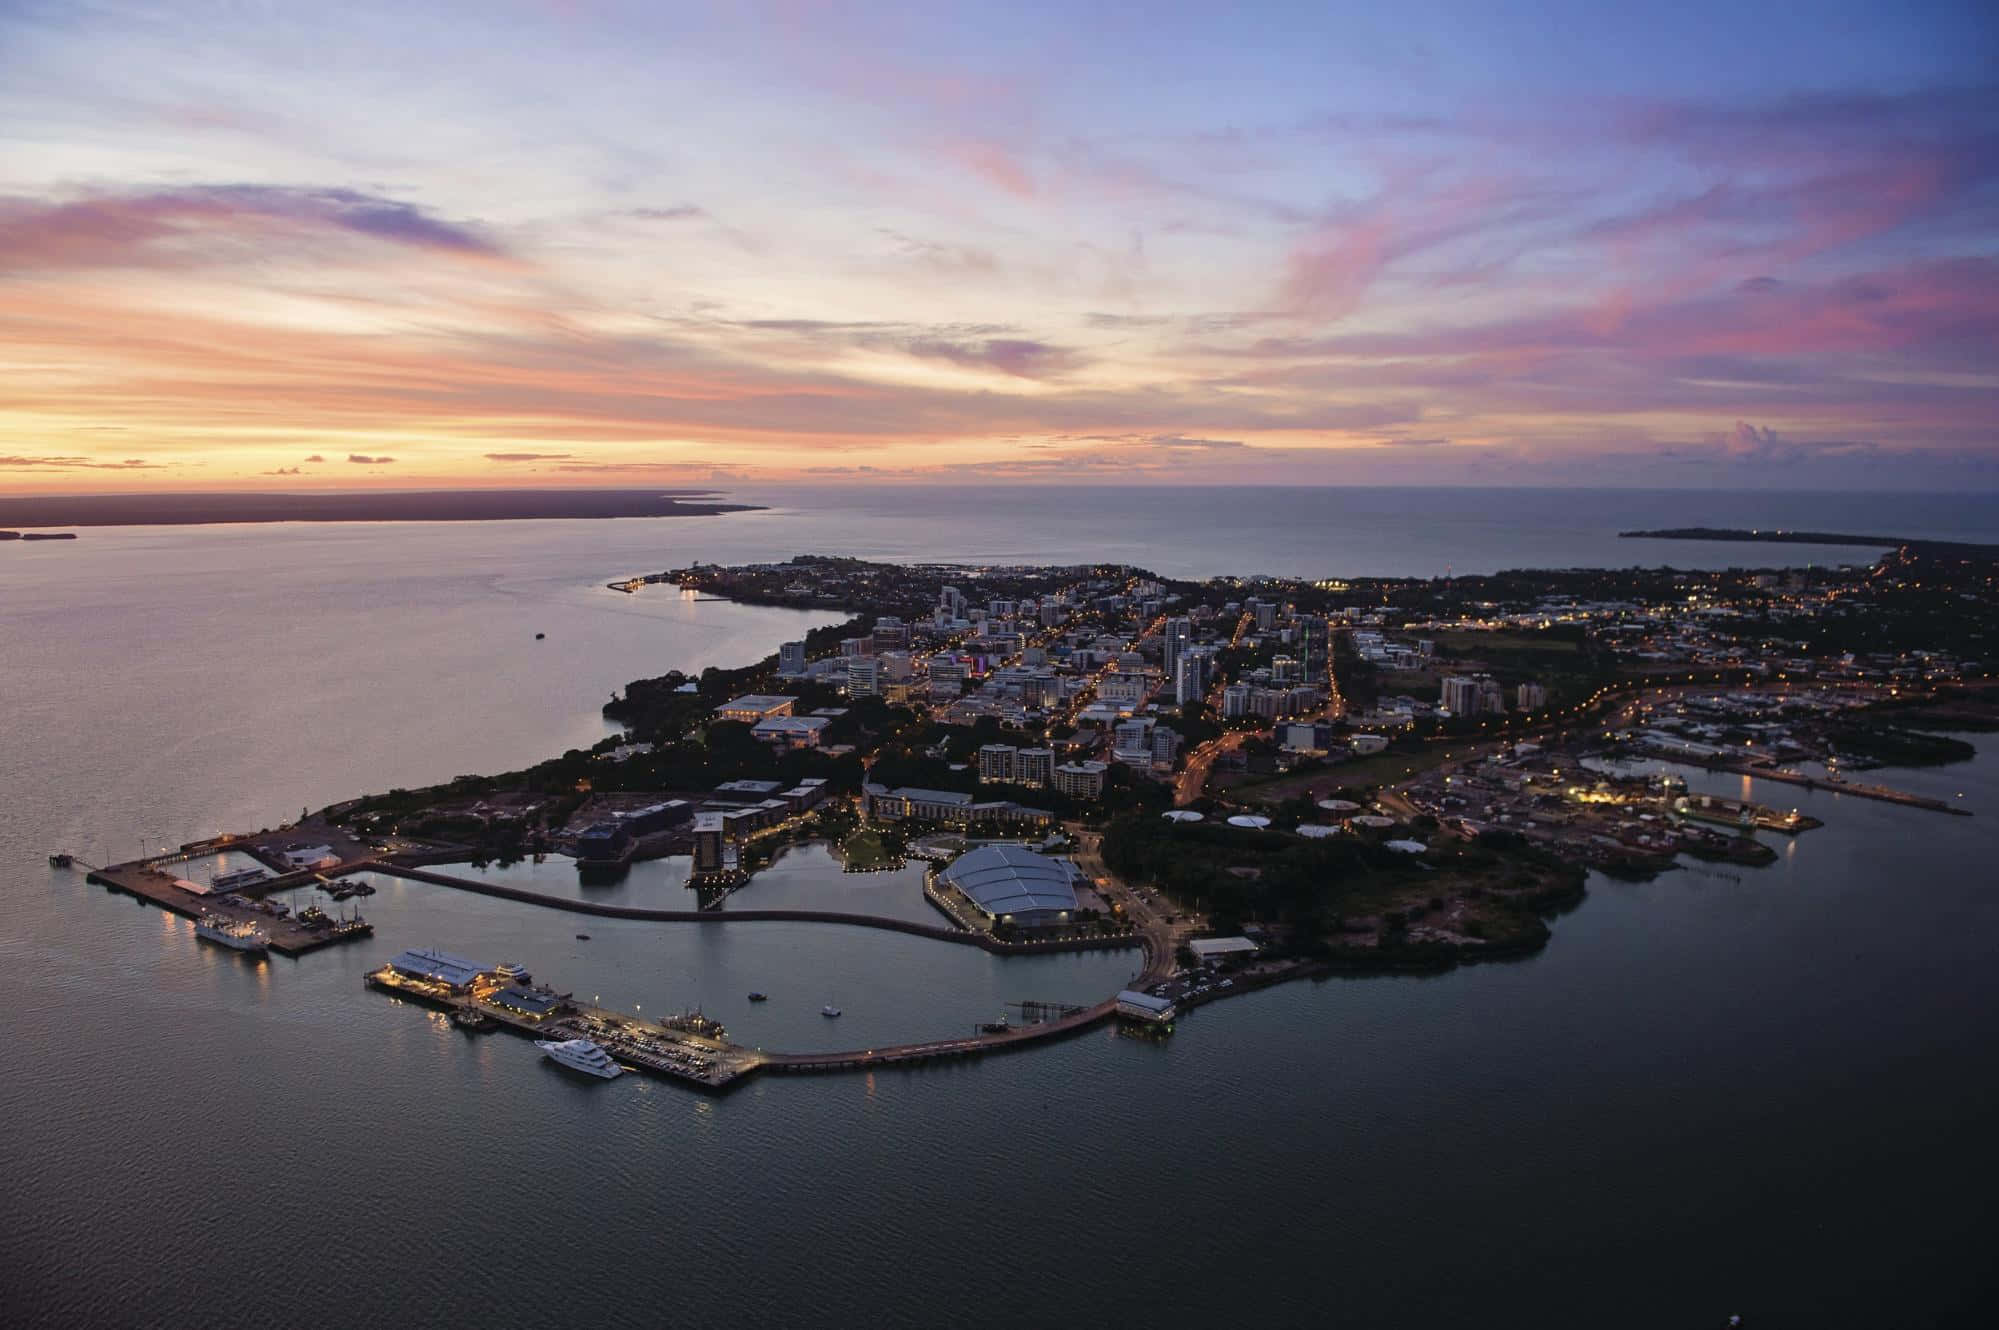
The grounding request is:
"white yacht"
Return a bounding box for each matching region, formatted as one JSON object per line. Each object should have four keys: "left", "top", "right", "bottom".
{"left": 821, "top": 1005, "right": 842, "bottom": 1018}
{"left": 194, "top": 914, "right": 268, "bottom": 955}
{"left": 535, "top": 1038, "right": 623, "bottom": 1080}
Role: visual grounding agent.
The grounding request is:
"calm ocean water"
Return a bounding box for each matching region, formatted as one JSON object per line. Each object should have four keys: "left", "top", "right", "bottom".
{"left": 3, "top": 487, "right": 1996, "bottom": 1327}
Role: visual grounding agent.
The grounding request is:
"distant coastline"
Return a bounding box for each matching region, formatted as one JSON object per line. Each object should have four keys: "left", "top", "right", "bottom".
{"left": 1, "top": 530, "right": 79, "bottom": 541}
{"left": 0, "top": 488, "right": 761, "bottom": 529}
{"left": 1620, "top": 526, "right": 1999, "bottom": 557}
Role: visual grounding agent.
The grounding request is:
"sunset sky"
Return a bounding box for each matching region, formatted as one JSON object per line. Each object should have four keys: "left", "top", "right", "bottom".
{"left": 2, "top": 0, "right": 1995, "bottom": 492}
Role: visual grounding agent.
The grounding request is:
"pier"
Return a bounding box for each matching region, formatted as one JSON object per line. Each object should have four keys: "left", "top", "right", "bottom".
{"left": 365, "top": 966, "right": 753, "bottom": 1090}
{"left": 1695, "top": 760, "right": 1971, "bottom": 814}
{"left": 84, "top": 860, "right": 374, "bottom": 956}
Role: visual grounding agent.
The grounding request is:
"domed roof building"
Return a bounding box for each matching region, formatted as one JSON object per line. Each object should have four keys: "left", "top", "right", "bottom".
{"left": 934, "top": 844, "right": 1080, "bottom": 930}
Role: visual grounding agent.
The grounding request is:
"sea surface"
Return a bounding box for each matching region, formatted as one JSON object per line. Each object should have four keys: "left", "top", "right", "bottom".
{"left": 3, "top": 486, "right": 1997, "bottom": 1328}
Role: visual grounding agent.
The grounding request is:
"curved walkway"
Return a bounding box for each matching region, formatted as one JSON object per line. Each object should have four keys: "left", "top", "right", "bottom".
{"left": 372, "top": 861, "right": 1144, "bottom": 958}
{"left": 758, "top": 998, "right": 1116, "bottom": 1073}
{"left": 367, "top": 861, "right": 1164, "bottom": 1080}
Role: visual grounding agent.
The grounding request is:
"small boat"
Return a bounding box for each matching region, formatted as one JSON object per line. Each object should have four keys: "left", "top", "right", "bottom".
{"left": 575, "top": 933, "right": 591, "bottom": 941}
{"left": 747, "top": 992, "right": 768, "bottom": 1002}
{"left": 821, "top": 1005, "right": 842, "bottom": 1018}
{"left": 48, "top": 853, "right": 72, "bottom": 868}
{"left": 535, "top": 632, "right": 546, "bottom": 640}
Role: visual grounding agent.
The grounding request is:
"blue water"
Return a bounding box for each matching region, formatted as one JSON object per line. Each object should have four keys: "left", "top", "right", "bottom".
{"left": 3, "top": 487, "right": 1995, "bottom": 1327}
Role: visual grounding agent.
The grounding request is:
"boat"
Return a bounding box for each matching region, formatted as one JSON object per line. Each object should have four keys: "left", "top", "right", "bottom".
{"left": 978, "top": 1018, "right": 1011, "bottom": 1034}
{"left": 450, "top": 1008, "right": 495, "bottom": 1032}
{"left": 48, "top": 853, "right": 72, "bottom": 868}
{"left": 821, "top": 1005, "right": 842, "bottom": 1018}
{"left": 747, "top": 992, "right": 768, "bottom": 1002}
{"left": 535, "top": 632, "right": 546, "bottom": 640}
{"left": 536, "top": 1038, "right": 622, "bottom": 1079}
{"left": 575, "top": 933, "right": 591, "bottom": 941}
{"left": 194, "top": 914, "right": 268, "bottom": 955}
{"left": 494, "top": 961, "right": 532, "bottom": 986}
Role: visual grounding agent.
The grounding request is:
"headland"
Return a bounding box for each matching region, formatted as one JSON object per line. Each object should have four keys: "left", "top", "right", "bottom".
{"left": 0, "top": 487, "right": 760, "bottom": 528}
{"left": 60, "top": 538, "right": 1994, "bottom": 1096}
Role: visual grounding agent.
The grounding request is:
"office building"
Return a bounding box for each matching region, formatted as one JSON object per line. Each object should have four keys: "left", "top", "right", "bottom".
{"left": 846, "top": 656, "right": 881, "bottom": 698}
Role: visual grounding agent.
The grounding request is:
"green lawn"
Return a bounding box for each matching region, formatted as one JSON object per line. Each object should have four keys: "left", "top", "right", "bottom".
{"left": 840, "top": 827, "right": 901, "bottom": 869}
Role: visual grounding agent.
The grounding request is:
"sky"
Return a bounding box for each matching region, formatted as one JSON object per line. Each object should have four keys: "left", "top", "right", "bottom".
{"left": 1, "top": 0, "right": 1995, "bottom": 493}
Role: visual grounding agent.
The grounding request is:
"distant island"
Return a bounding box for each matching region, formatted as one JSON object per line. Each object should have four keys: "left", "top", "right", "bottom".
{"left": 0, "top": 488, "right": 761, "bottom": 529}
{"left": 1, "top": 530, "right": 79, "bottom": 541}
{"left": 1621, "top": 527, "right": 1999, "bottom": 557}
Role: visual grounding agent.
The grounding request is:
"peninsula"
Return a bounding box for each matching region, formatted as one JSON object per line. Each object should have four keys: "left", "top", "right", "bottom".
{"left": 1620, "top": 526, "right": 1999, "bottom": 557}
{"left": 0, "top": 488, "right": 760, "bottom": 528}
{"left": 70, "top": 541, "right": 1994, "bottom": 1095}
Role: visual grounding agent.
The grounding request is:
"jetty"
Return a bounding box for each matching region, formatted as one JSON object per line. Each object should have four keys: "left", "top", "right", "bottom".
{"left": 1693, "top": 760, "right": 1970, "bottom": 815}
{"left": 85, "top": 859, "right": 374, "bottom": 955}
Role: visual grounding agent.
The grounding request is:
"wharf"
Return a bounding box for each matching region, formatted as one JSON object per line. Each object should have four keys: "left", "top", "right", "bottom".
{"left": 364, "top": 968, "right": 753, "bottom": 1090}
{"left": 86, "top": 860, "right": 374, "bottom": 955}
{"left": 1697, "top": 761, "right": 1970, "bottom": 815}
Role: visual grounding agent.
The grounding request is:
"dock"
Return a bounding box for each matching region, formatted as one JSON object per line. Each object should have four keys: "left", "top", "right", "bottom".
{"left": 364, "top": 966, "right": 754, "bottom": 1090}
{"left": 1696, "top": 760, "right": 1971, "bottom": 815}
{"left": 85, "top": 860, "right": 374, "bottom": 956}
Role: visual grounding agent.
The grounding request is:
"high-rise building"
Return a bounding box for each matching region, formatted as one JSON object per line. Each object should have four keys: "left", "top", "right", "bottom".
{"left": 1222, "top": 683, "right": 1253, "bottom": 719}
{"left": 846, "top": 656, "right": 881, "bottom": 698}
{"left": 1298, "top": 617, "right": 1329, "bottom": 676}
{"left": 1254, "top": 601, "right": 1277, "bottom": 633}
{"left": 1113, "top": 717, "right": 1155, "bottom": 758}
{"left": 841, "top": 634, "right": 874, "bottom": 657}
{"left": 1151, "top": 726, "right": 1181, "bottom": 765}
{"left": 1516, "top": 682, "right": 1548, "bottom": 712}
{"left": 928, "top": 660, "right": 967, "bottom": 700}
{"left": 1052, "top": 761, "right": 1108, "bottom": 799}
{"left": 1162, "top": 616, "right": 1191, "bottom": 678}
{"left": 978, "top": 744, "right": 1018, "bottom": 783}
{"left": 1173, "top": 650, "right": 1211, "bottom": 706}
{"left": 1440, "top": 675, "right": 1481, "bottom": 717}
{"left": 777, "top": 640, "right": 807, "bottom": 677}
{"left": 1441, "top": 675, "right": 1504, "bottom": 717}
{"left": 939, "top": 585, "right": 965, "bottom": 618}
{"left": 1015, "top": 747, "right": 1055, "bottom": 788}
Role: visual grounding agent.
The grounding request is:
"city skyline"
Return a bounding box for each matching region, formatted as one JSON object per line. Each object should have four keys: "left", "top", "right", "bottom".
{"left": 3, "top": 0, "right": 1996, "bottom": 493}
